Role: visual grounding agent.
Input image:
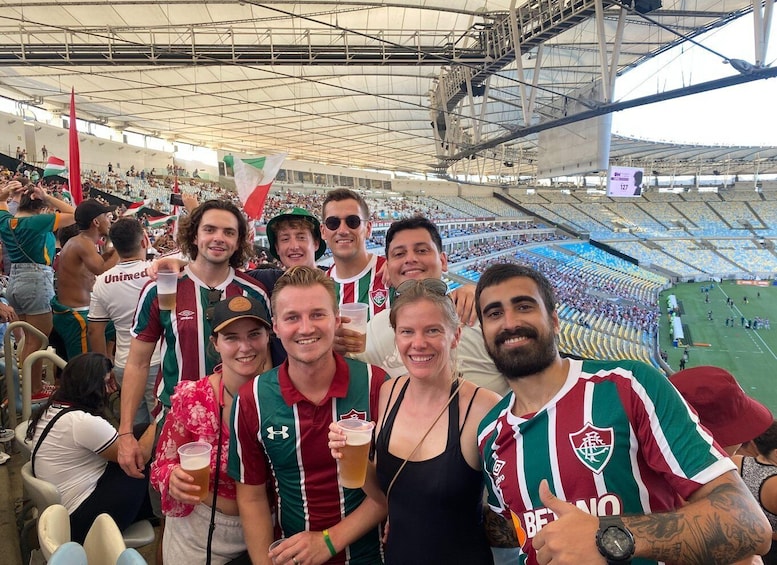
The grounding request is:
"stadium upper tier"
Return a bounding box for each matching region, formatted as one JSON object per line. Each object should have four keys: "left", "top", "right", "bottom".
{"left": 456, "top": 241, "right": 665, "bottom": 367}
{"left": 62, "top": 166, "right": 777, "bottom": 281}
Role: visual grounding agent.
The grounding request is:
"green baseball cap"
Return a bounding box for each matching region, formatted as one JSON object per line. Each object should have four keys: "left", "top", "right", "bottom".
{"left": 266, "top": 207, "right": 327, "bottom": 261}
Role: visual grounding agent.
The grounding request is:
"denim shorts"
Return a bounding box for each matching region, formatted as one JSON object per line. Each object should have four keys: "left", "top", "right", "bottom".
{"left": 7, "top": 263, "right": 55, "bottom": 316}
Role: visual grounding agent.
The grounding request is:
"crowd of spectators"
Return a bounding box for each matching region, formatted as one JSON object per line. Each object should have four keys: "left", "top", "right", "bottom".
{"left": 469, "top": 252, "right": 660, "bottom": 334}
{"left": 3, "top": 158, "right": 657, "bottom": 338}
{"left": 447, "top": 232, "right": 565, "bottom": 263}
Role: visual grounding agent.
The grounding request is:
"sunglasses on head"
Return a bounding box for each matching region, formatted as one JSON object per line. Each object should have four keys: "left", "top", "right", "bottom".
{"left": 395, "top": 278, "right": 449, "bottom": 297}
{"left": 324, "top": 215, "right": 363, "bottom": 231}
{"left": 205, "top": 288, "right": 223, "bottom": 322}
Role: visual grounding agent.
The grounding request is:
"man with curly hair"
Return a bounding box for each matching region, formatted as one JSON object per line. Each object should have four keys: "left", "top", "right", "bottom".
{"left": 117, "top": 199, "right": 271, "bottom": 478}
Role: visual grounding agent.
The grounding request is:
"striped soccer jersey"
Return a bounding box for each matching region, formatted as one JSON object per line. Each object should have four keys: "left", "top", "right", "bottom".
{"left": 131, "top": 265, "right": 270, "bottom": 409}
{"left": 326, "top": 254, "right": 388, "bottom": 320}
{"left": 229, "top": 354, "right": 386, "bottom": 565}
{"left": 477, "top": 358, "right": 734, "bottom": 565}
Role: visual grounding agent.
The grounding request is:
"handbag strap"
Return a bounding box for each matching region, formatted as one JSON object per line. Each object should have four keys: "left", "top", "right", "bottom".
{"left": 8, "top": 216, "right": 45, "bottom": 267}
{"left": 31, "top": 406, "right": 82, "bottom": 477}
{"left": 384, "top": 376, "right": 462, "bottom": 504}
{"left": 206, "top": 380, "right": 226, "bottom": 565}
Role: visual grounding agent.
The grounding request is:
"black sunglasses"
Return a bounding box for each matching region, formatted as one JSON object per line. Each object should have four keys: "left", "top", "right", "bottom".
{"left": 395, "top": 278, "right": 449, "bottom": 297}
{"left": 205, "top": 288, "right": 223, "bottom": 322}
{"left": 324, "top": 215, "right": 364, "bottom": 230}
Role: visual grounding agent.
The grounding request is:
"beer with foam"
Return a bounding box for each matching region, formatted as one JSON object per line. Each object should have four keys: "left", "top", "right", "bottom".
{"left": 336, "top": 419, "right": 374, "bottom": 489}
{"left": 178, "top": 441, "right": 212, "bottom": 501}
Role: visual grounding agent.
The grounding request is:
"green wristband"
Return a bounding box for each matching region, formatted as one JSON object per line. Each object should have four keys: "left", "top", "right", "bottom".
{"left": 322, "top": 529, "right": 337, "bottom": 557}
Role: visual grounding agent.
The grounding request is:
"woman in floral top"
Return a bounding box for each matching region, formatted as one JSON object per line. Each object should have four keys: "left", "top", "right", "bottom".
{"left": 151, "top": 295, "right": 285, "bottom": 564}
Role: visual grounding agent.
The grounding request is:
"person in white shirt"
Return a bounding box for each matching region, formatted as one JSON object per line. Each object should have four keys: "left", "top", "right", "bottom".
{"left": 88, "top": 217, "right": 162, "bottom": 425}
{"left": 338, "top": 216, "right": 509, "bottom": 396}
{"left": 27, "top": 353, "right": 155, "bottom": 543}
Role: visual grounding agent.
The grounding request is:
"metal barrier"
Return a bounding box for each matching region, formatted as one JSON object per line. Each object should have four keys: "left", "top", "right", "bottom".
{"left": 2, "top": 321, "right": 56, "bottom": 426}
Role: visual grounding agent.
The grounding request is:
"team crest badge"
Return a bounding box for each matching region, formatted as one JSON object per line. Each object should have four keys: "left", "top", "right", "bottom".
{"left": 339, "top": 408, "right": 367, "bottom": 421}
{"left": 569, "top": 423, "right": 614, "bottom": 474}
{"left": 370, "top": 289, "right": 388, "bottom": 307}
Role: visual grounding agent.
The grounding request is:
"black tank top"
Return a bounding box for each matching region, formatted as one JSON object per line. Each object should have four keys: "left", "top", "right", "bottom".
{"left": 375, "top": 379, "right": 493, "bottom": 565}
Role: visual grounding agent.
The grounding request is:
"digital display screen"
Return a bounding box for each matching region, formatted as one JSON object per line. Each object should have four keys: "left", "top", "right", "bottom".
{"left": 607, "top": 166, "right": 644, "bottom": 197}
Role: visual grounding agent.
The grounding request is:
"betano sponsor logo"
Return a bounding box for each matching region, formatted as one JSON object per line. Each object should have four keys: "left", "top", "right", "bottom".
{"left": 519, "top": 493, "right": 622, "bottom": 539}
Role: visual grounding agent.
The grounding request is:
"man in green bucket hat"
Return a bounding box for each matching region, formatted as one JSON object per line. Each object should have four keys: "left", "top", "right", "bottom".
{"left": 246, "top": 207, "right": 328, "bottom": 294}
{"left": 265, "top": 206, "right": 327, "bottom": 267}
{"left": 151, "top": 207, "right": 327, "bottom": 296}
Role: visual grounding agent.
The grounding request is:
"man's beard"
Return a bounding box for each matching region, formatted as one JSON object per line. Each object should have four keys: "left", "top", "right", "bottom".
{"left": 486, "top": 326, "right": 557, "bottom": 380}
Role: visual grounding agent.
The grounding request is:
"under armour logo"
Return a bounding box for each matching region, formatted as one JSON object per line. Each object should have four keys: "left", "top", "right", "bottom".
{"left": 266, "top": 426, "right": 290, "bottom": 440}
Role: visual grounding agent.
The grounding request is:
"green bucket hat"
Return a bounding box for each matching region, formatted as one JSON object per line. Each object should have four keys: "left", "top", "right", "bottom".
{"left": 266, "top": 207, "right": 327, "bottom": 261}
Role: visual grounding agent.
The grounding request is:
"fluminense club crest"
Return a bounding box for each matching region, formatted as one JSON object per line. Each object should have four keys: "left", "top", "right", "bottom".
{"left": 569, "top": 423, "right": 614, "bottom": 474}
{"left": 370, "top": 288, "right": 388, "bottom": 307}
{"left": 339, "top": 408, "right": 367, "bottom": 421}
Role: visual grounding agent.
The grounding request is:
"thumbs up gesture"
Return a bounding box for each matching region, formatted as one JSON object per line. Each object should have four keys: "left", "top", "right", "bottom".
{"left": 532, "top": 479, "right": 605, "bottom": 565}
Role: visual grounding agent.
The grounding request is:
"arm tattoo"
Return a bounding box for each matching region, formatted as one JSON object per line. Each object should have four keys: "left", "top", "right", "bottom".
{"left": 625, "top": 481, "right": 767, "bottom": 564}
{"left": 484, "top": 508, "right": 519, "bottom": 548}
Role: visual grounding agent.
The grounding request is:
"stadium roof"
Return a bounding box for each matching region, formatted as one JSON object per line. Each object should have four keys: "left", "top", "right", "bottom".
{"left": 1, "top": 0, "right": 775, "bottom": 178}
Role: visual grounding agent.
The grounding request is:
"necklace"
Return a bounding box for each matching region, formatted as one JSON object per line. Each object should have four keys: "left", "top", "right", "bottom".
{"left": 218, "top": 373, "right": 234, "bottom": 400}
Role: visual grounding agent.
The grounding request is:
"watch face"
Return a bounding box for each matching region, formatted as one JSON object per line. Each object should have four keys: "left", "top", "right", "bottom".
{"left": 601, "top": 526, "right": 633, "bottom": 560}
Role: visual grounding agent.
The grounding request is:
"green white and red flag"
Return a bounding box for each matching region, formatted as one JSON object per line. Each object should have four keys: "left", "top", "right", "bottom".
{"left": 148, "top": 214, "right": 178, "bottom": 230}
{"left": 123, "top": 199, "right": 151, "bottom": 215}
{"left": 43, "top": 156, "right": 67, "bottom": 178}
{"left": 228, "top": 153, "right": 287, "bottom": 219}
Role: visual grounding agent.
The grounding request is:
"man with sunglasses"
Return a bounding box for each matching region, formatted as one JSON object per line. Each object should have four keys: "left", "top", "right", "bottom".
{"left": 321, "top": 189, "right": 389, "bottom": 319}
{"left": 52, "top": 198, "right": 119, "bottom": 360}
{"left": 344, "top": 216, "right": 509, "bottom": 396}
{"left": 118, "top": 199, "right": 271, "bottom": 480}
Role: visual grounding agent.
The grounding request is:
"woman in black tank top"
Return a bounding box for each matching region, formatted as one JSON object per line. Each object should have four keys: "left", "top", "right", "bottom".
{"left": 330, "top": 280, "right": 501, "bottom": 564}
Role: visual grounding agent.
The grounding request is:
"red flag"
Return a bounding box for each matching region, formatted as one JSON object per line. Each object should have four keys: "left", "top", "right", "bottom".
{"left": 170, "top": 175, "right": 180, "bottom": 237}
{"left": 68, "top": 88, "right": 83, "bottom": 204}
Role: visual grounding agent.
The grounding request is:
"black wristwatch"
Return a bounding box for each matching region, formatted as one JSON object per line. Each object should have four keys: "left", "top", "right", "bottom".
{"left": 595, "top": 515, "right": 635, "bottom": 564}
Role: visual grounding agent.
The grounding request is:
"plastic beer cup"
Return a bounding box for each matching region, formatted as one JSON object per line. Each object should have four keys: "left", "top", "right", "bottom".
{"left": 336, "top": 418, "right": 374, "bottom": 489}
{"left": 178, "top": 441, "right": 212, "bottom": 501}
{"left": 340, "top": 303, "right": 368, "bottom": 353}
{"left": 157, "top": 268, "right": 178, "bottom": 310}
{"left": 269, "top": 539, "right": 287, "bottom": 564}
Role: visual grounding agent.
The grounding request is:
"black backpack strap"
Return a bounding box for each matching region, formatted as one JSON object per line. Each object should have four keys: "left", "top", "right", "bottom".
{"left": 31, "top": 406, "right": 81, "bottom": 477}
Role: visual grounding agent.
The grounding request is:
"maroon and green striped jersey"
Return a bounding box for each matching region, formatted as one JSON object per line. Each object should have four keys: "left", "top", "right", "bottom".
{"left": 229, "top": 354, "right": 387, "bottom": 564}
{"left": 132, "top": 266, "right": 270, "bottom": 409}
{"left": 478, "top": 359, "right": 734, "bottom": 565}
{"left": 326, "top": 254, "right": 389, "bottom": 320}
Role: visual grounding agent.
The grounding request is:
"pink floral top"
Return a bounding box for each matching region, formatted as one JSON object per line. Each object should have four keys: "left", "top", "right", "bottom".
{"left": 150, "top": 374, "right": 236, "bottom": 517}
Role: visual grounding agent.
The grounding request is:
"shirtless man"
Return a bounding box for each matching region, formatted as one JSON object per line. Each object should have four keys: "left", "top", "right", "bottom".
{"left": 52, "top": 198, "right": 118, "bottom": 359}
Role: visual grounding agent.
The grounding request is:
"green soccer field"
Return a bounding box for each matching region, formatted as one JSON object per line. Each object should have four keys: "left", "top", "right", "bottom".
{"left": 659, "top": 281, "right": 777, "bottom": 415}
